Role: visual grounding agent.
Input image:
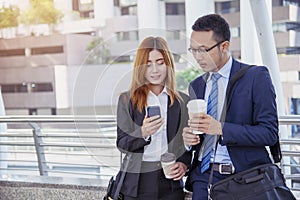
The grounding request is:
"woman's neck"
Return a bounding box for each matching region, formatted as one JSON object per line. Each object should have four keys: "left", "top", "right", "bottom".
{"left": 150, "top": 84, "right": 164, "bottom": 96}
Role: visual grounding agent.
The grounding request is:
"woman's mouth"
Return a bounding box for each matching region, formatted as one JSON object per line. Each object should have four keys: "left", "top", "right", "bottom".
{"left": 151, "top": 75, "right": 161, "bottom": 80}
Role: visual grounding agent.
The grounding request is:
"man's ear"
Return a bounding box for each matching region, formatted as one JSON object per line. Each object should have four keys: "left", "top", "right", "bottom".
{"left": 221, "top": 41, "right": 230, "bottom": 53}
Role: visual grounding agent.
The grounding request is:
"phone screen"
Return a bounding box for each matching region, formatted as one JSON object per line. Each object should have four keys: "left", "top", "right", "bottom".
{"left": 147, "top": 106, "right": 161, "bottom": 118}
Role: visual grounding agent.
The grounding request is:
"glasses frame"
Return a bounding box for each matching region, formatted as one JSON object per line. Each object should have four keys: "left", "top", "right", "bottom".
{"left": 188, "top": 40, "right": 226, "bottom": 54}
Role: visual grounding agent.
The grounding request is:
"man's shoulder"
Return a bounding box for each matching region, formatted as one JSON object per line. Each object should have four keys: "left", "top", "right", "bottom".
{"left": 190, "top": 74, "right": 206, "bottom": 87}
{"left": 232, "top": 59, "right": 270, "bottom": 77}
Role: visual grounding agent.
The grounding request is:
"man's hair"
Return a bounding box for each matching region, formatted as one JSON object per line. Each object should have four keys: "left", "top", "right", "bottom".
{"left": 192, "top": 14, "right": 231, "bottom": 42}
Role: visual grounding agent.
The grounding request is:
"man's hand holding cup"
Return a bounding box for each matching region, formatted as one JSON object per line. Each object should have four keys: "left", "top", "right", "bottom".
{"left": 187, "top": 99, "right": 207, "bottom": 134}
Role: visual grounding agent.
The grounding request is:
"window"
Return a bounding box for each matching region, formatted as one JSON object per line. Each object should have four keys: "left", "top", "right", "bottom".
{"left": 230, "top": 27, "right": 240, "bottom": 38}
{"left": 121, "top": 5, "right": 137, "bottom": 15}
{"left": 31, "top": 46, "right": 64, "bottom": 55}
{"left": 277, "top": 47, "right": 300, "bottom": 55}
{"left": 120, "top": 0, "right": 137, "bottom": 7}
{"left": 116, "top": 31, "right": 138, "bottom": 41}
{"left": 215, "top": 0, "right": 240, "bottom": 14}
{"left": 166, "top": 3, "right": 185, "bottom": 15}
{"left": 166, "top": 30, "right": 185, "bottom": 40}
{"left": 1, "top": 83, "right": 53, "bottom": 93}
{"left": 283, "top": 0, "right": 300, "bottom": 7}
{"left": 0, "top": 49, "right": 25, "bottom": 57}
{"left": 72, "top": 0, "right": 94, "bottom": 19}
{"left": 114, "top": 0, "right": 120, "bottom": 6}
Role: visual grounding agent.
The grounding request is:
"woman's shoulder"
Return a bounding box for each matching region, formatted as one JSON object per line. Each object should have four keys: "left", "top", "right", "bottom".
{"left": 118, "top": 91, "right": 130, "bottom": 103}
{"left": 177, "top": 90, "right": 190, "bottom": 102}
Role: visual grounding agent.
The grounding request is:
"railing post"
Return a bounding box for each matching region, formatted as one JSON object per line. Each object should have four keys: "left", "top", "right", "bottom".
{"left": 30, "top": 123, "right": 48, "bottom": 176}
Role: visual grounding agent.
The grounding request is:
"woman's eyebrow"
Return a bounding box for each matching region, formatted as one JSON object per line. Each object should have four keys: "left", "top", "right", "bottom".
{"left": 147, "top": 58, "right": 164, "bottom": 62}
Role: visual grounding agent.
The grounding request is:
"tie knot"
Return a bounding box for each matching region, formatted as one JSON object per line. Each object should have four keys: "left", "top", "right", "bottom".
{"left": 211, "top": 73, "right": 221, "bottom": 82}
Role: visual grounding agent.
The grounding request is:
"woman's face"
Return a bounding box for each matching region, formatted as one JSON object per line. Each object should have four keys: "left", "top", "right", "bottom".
{"left": 145, "top": 49, "right": 167, "bottom": 87}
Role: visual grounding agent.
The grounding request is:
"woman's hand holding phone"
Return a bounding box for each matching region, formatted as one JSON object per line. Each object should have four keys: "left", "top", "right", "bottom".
{"left": 141, "top": 106, "right": 164, "bottom": 138}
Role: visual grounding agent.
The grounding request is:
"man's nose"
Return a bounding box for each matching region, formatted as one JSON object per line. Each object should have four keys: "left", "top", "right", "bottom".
{"left": 194, "top": 52, "right": 205, "bottom": 60}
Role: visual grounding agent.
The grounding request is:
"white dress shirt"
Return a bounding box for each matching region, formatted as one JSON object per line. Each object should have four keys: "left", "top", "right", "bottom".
{"left": 205, "top": 57, "right": 233, "bottom": 164}
{"left": 143, "top": 87, "right": 168, "bottom": 161}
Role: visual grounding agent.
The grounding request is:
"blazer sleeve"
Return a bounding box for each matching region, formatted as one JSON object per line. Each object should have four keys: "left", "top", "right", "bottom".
{"left": 221, "top": 66, "right": 279, "bottom": 147}
{"left": 175, "top": 92, "right": 193, "bottom": 167}
{"left": 116, "top": 93, "right": 150, "bottom": 153}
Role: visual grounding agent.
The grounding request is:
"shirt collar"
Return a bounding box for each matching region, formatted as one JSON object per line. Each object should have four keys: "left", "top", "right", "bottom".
{"left": 208, "top": 56, "right": 232, "bottom": 81}
{"left": 149, "top": 86, "right": 169, "bottom": 96}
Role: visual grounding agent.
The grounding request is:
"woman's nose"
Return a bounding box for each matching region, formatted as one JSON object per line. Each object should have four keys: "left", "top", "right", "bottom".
{"left": 152, "top": 64, "right": 158, "bottom": 72}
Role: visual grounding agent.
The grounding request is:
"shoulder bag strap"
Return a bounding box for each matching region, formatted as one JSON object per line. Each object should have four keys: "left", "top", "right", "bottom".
{"left": 113, "top": 153, "right": 132, "bottom": 200}
{"left": 114, "top": 92, "right": 135, "bottom": 200}
{"left": 208, "top": 65, "right": 254, "bottom": 196}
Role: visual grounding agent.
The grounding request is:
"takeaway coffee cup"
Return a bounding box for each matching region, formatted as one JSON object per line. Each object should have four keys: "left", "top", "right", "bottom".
{"left": 187, "top": 99, "right": 207, "bottom": 134}
{"left": 160, "top": 152, "right": 176, "bottom": 179}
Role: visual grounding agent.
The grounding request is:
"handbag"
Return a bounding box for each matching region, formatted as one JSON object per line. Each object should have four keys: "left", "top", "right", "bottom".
{"left": 103, "top": 154, "right": 131, "bottom": 200}
{"left": 209, "top": 163, "right": 296, "bottom": 200}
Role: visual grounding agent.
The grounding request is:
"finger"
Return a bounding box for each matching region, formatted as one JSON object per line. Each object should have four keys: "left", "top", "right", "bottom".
{"left": 172, "top": 168, "right": 184, "bottom": 180}
{"left": 147, "top": 121, "right": 164, "bottom": 134}
{"left": 189, "top": 113, "right": 203, "bottom": 118}
{"left": 151, "top": 118, "right": 164, "bottom": 126}
{"left": 148, "top": 115, "right": 161, "bottom": 122}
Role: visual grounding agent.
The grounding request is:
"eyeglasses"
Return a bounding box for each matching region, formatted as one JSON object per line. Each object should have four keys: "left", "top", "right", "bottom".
{"left": 188, "top": 40, "right": 225, "bottom": 54}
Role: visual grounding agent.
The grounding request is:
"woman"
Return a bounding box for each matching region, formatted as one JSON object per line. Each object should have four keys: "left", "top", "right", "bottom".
{"left": 116, "top": 36, "right": 191, "bottom": 200}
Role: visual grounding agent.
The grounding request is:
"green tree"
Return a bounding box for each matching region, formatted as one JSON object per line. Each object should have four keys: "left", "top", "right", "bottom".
{"left": 0, "top": 5, "right": 20, "bottom": 29}
{"left": 176, "top": 66, "right": 203, "bottom": 91}
{"left": 21, "top": 0, "right": 63, "bottom": 26}
{"left": 86, "top": 37, "right": 111, "bottom": 64}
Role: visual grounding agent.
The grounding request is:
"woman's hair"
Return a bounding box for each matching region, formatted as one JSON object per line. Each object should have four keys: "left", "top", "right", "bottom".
{"left": 129, "top": 36, "right": 181, "bottom": 112}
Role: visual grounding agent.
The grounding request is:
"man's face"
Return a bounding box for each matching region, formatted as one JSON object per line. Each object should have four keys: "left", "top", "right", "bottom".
{"left": 189, "top": 30, "right": 225, "bottom": 73}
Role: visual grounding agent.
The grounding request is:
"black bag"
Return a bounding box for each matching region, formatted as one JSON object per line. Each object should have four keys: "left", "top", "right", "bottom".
{"left": 103, "top": 154, "right": 131, "bottom": 200}
{"left": 103, "top": 176, "right": 123, "bottom": 200}
{"left": 209, "top": 163, "right": 296, "bottom": 200}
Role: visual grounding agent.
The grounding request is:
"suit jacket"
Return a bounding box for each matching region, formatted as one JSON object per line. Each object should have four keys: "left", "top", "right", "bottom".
{"left": 116, "top": 91, "right": 192, "bottom": 197}
{"left": 188, "top": 58, "right": 279, "bottom": 174}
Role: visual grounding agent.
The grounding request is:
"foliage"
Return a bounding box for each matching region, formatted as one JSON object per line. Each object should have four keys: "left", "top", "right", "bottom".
{"left": 21, "top": 0, "right": 63, "bottom": 25}
{"left": 176, "top": 66, "right": 203, "bottom": 91}
{"left": 0, "top": 5, "right": 20, "bottom": 29}
{"left": 86, "top": 37, "right": 111, "bottom": 64}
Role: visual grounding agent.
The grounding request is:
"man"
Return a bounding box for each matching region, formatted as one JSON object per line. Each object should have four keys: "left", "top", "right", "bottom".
{"left": 183, "top": 14, "right": 279, "bottom": 200}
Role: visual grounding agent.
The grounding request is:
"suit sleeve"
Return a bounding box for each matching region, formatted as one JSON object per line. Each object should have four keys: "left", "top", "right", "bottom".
{"left": 116, "top": 94, "right": 150, "bottom": 153}
{"left": 221, "top": 66, "right": 279, "bottom": 147}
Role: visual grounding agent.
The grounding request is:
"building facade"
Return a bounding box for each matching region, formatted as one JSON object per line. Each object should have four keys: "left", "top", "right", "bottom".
{"left": 0, "top": 0, "right": 300, "bottom": 117}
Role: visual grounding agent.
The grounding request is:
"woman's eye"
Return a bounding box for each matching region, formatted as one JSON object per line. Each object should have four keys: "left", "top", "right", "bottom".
{"left": 157, "top": 60, "right": 164, "bottom": 65}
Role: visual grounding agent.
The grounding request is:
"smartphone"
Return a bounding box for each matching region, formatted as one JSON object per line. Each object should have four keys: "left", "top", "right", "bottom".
{"left": 147, "top": 106, "right": 161, "bottom": 118}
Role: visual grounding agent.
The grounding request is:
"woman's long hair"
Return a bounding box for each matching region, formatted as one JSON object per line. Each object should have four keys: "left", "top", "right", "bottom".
{"left": 129, "top": 36, "right": 182, "bottom": 113}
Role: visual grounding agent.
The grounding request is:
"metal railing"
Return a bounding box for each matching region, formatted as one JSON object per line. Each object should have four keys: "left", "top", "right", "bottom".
{"left": 0, "top": 115, "right": 119, "bottom": 179}
{"left": 0, "top": 115, "right": 300, "bottom": 192}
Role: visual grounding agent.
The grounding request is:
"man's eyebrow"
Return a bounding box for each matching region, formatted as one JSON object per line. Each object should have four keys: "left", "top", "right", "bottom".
{"left": 191, "top": 45, "right": 206, "bottom": 48}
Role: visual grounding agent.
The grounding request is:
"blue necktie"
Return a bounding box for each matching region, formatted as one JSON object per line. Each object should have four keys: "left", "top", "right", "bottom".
{"left": 200, "top": 73, "right": 222, "bottom": 173}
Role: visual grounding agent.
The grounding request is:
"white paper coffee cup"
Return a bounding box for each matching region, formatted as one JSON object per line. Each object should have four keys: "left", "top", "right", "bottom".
{"left": 160, "top": 153, "right": 176, "bottom": 179}
{"left": 187, "top": 99, "right": 207, "bottom": 134}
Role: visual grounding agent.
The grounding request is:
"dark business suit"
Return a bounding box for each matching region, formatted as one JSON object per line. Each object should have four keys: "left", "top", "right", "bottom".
{"left": 187, "top": 59, "right": 279, "bottom": 198}
{"left": 116, "top": 91, "right": 191, "bottom": 199}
